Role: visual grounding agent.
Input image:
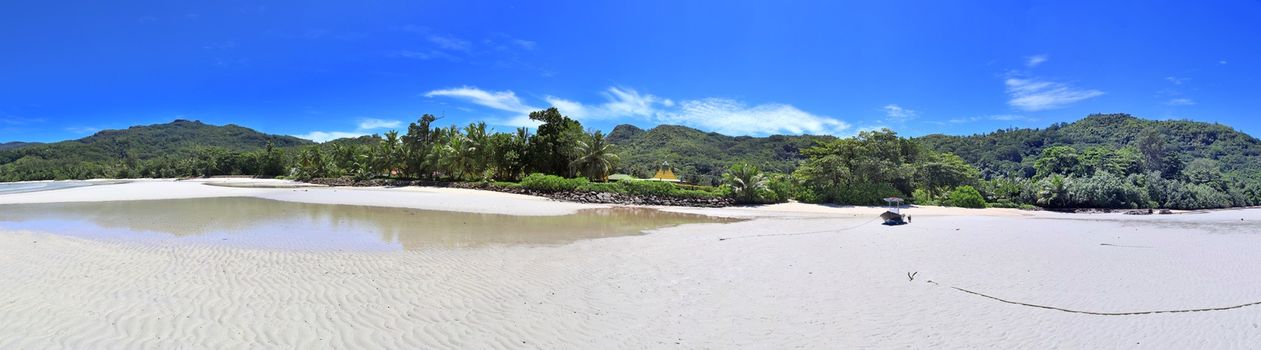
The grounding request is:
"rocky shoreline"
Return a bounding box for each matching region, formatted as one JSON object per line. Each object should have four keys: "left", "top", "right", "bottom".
{"left": 302, "top": 178, "right": 735, "bottom": 208}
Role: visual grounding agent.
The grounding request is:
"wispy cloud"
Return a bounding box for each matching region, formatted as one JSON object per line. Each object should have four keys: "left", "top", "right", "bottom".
{"left": 658, "top": 98, "right": 849, "bottom": 135}
{"left": 989, "top": 114, "right": 1030, "bottom": 122}
{"left": 1025, "top": 54, "right": 1048, "bottom": 67}
{"left": 425, "top": 86, "right": 850, "bottom": 136}
{"left": 945, "top": 114, "right": 1032, "bottom": 124}
{"left": 358, "top": 118, "right": 401, "bottom": 129}
{"left": 0, "top": 115, "right": 44, "bottom": 125}
{"left": 512, "top": 39, "right": 537, "bottom": 50}
{"left": 424, "top": 87, "right": 536, "bottom": 114}
{"left": 294, "top": 131, "right": 367, "bottom": 142}
{"left": 543, "top": 87, "right": 673, "bottom": 121}
{"left": 1158, "top": 75, "right": 1196, "bottom": 107}
{"left": 1166, "top": 98, "right": 1196, "bottom": 106}
{"left": 295, "top": 118, "right": 405, "bottom": 142}
{"left": 1005, "top": 77, "right": 1104, "bottom": 111}
{"left": 395, "top": 49, "right": 460, "bottom": 61}
{"left": 427, "top": 34, "right": 471, "bottom": 52}
{"left": 392, "top": 27, "right": 473, "bottom": 62}
{"left": 65, "top": 126, "right": 101, "bottom": 135}
{"left": 882, "top": 104, "right": 917, "bottom": 122}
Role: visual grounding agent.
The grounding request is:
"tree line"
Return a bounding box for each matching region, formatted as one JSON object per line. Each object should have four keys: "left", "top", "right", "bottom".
{"left": 3, "top": 111, "right": 1258, "bottom": 210}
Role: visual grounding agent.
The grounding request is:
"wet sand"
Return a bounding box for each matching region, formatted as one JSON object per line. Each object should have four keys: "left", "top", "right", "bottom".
{"left": 2, "top": 179, "right": 1261, "bottom": 348}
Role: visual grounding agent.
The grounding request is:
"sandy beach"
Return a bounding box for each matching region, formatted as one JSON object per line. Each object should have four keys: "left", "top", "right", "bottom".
{"left": 3, "top": 179, "right": 1261, "bottom": 348}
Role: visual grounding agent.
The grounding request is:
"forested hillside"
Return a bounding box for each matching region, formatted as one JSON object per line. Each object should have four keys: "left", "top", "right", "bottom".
{"left": 0, "top": 120, "right": 311, "bottom": 180}
{"left": 607, "top": 124, "right": 834, "bottom": 185}
{"left": 0, "top": 142, "right": 39, "bottom": 151}
{"left": 916, "top": 114, "right": 1261, "bottom": 179}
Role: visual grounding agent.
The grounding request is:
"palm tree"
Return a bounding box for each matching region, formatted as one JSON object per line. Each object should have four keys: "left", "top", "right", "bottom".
{"left": 570, "top": 131, "right": 619, "bottom": 182}
{"left": 723, "top": 162, "right": 769, "bottom": 203}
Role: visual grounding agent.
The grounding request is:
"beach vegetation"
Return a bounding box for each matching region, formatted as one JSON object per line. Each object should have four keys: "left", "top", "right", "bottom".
{"left": 945, "top": 185, "right": 987, "bottom": 208}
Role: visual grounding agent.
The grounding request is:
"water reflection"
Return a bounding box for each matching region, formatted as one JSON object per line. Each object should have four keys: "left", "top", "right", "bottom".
{"left": 0, "top": 197, "right": 738, "bottom": 250}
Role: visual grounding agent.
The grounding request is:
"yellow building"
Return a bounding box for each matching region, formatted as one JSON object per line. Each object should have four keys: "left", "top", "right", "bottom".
{"left": 649, "top": 161, "right": 681, "bottom": 182}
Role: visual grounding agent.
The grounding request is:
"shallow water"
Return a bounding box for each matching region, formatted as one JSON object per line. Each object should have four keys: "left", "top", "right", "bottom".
{"left": 0, "top": 181, "right": 113, "bottom": 194}
{"left": 0, "top": 197, "right": 737, "bottom": 250}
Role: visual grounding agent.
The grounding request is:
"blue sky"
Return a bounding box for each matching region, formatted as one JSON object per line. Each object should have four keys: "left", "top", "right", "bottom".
{"left": 2, "top": 1, "right": 1259, "bottom": 142}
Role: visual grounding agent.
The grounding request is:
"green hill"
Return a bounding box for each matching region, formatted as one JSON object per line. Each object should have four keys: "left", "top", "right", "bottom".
{"left": 0, "top": 142, "right": 39, "bottom": 151}
{"left": 0, "top": 120, "right": 312, "bottom": 180}
{"left": 607, "top": 124, "right": 835, "bottom": 185}
{"left": 915, "top": 113, "right": 1261, "bottom": 179}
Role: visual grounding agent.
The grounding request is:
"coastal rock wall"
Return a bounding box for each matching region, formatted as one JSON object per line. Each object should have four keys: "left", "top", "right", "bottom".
{"left": 303, "top": 178, "right": 735, "bottom": 208}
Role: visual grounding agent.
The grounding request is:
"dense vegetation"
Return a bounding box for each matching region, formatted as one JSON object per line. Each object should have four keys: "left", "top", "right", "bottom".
{"left": 0, "top": 120, "right": 310, "bottom": 180}
{"left": 917, "top": 114, "right": 1261, "bottom": 209}
{"left": 607, "top": 124, "right": 834, "bottom": 185}
{"left": 2, "top": 112, "right": 1259, "bottom": 210}
{"left": 0, "top": 142, "right": 39, "bottom": 151}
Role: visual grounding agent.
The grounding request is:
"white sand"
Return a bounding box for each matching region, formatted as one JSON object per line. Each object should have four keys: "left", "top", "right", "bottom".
{"left": 0, "top": 178, "right": 604, "bottom": 216}
{"left": 3, "top": 180, "right": 1261, "bottom": 348}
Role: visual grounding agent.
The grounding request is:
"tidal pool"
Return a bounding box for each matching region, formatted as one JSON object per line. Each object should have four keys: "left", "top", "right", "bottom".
{"left": 0, "top": 197, "right": 738, "bottom": 250}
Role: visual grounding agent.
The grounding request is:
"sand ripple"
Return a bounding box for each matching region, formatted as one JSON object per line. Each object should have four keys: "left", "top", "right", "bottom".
{"left": 5, "top": 211, "right": 1261, "bottom": 348}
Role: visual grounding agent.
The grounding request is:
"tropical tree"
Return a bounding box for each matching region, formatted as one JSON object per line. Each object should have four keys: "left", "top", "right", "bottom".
{"left": 402, "top": 114, "right": 438, "bottom": 178}
{"left": 570, "top": 130, "right": 619, "bottom": 181}
{"left": 527, "top": 108, "right": 584, "bottom": 176}
{"left": 723, "top": 162, "right": 770, "bottom": 204}
{"left": 916, "top": 151, "right": 979, "bottom": 198}
{"left": 1034, "top": 146, "right": 1081, "bottom": 178}
{"left": 295, "top": 147, "right": 328, "bottom": 179}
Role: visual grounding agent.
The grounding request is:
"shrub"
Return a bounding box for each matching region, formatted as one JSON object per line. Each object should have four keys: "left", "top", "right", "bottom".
{"left": 1066, "top": 172, "right": 1148, "bottom": 209}
{"left": 762, "top": 173, "right": 795, "bottom": 204}
{"left": 986, "top": 200, "right": 1022, "bottom": 209}
{"left": 945, "top": 185, "right": 987, "bottom": 208}
{"left": 520, "top": 173, "right": 588, "bottom": 192}
{"left": 578, "top": 181, "right": 621, "bottom": 193}
{"left": 618, "top": 179, "right": 678, "bottom": 196}
{"left": 911, "top": 188, "right": 938, "bottom": 206}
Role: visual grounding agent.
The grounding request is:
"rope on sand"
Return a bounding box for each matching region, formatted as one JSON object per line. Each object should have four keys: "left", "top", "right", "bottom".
{"left": 927, "top": 280, "right": 1261, "bottom": 315}
{"left": 718, "top": 217, "right": 882, "bottom": 241}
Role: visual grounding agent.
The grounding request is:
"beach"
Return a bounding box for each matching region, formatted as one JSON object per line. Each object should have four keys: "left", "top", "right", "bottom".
{"left": 2, "top": 179, "right": 1260, "bottom": 348}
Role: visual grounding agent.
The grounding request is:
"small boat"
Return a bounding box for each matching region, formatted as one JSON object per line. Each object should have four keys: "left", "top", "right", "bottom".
{"left": 881, "top": 197, "right": 907, "bottom": 225}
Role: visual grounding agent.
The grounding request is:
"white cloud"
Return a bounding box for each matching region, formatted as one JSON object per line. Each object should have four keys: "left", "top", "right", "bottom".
{"left": 1026, "top": 54, "right": 1048, "bottom": 67}
{"left": 427, "top": 34, "right": 470, "bottom": 52}
{"left": 396, "top": 50, "right": 459, "bottom": 61}
{"left": 1005, "top": 77, "right": 1104, "bottom": 111}
{"left": 424, "top": 87, "right": 536, "bottom": 113}
{"left": 426, "top": 86, "right": 850, "bottom": 136}
{"left": 988, "top": 114, "right": 1029, "bottom": 121}
{"left": 657, "top": 98, "right": 849, "bottom": 135}
{"left": 1220, "top": 60, "right": 1228, "bottom": 65}
{"left": 512, "top": 39, "right": 537, "bottom": 50}
{"left": 295, "top": 118, "right": 405, "bottom": 143}
{"left": 882, "top": 104, "right": 917, "bottom": 122}
{"left": 946, "top": 117, "right": 978, "bottom": 124}
{"left": 855, "top": 125, "right": 890, "bottom": 134}
{"left": 543, "top": 96, "right": 587, "bottom": 117}
{"left": 1164, "top": 76, "right": 1187, "bottom": 85}
{"left": 1166, "top": 98, "right": 1196, "bottom": 106}
{"left": 295, "top": 131, "right": 368, "bottom": 143}
{"left": 358, "top": 118, "right": 402, "bottom": 130}
{"left": 65, "top": 126, "right": 100, "bottom": 135}
{"left": 945, "top": 114, "right": 1030, "bottom": 124}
